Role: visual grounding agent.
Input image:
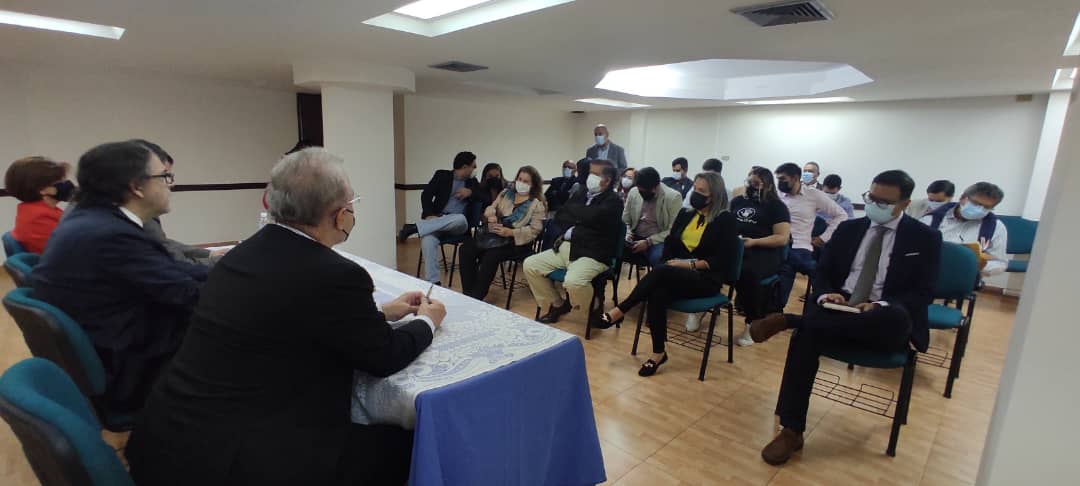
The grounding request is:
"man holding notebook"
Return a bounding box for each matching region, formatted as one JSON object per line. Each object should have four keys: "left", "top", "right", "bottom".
{"left": 747, "top": 170, "right": 941, "bottom": 466}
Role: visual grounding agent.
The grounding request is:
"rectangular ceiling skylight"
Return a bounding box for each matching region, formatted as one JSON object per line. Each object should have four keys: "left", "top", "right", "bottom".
{"left": 366, "top": 0, "right": 575, "bottom": 37}
{"left": 575, "top": 98, "right": 650, "bottom": 108}
{"left": 736, "top": 97, "right": 854, "bottom": 105}
{"left": 395, "top": 0, "right": 495, "bottom": 20}
{"left": 1064, "top": 12, "right": 1080, "bottom": 56}
{"left": 0, "top": 9, "right": 124, "bottom": 40}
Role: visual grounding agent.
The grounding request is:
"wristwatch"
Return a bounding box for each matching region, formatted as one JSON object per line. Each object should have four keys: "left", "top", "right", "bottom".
{"left": 690, "top": 258, "right": 698, "bottom": 271}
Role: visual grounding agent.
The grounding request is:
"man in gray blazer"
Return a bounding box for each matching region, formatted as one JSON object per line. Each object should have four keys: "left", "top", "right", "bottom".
{"left": 622, "top": 168, "right": 682, "bottom": 267}
{"left": 585, "top": 124, "right": 628, "bottom": 170}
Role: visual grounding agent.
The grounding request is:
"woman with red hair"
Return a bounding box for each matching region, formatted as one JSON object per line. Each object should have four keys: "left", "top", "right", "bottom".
{"left": 5, "top": 156, "right": 74, "bottom": 254}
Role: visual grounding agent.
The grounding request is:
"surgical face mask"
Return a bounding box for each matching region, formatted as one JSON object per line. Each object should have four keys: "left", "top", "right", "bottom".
{"left": 865, "top": 203, "right": 897, "bottom": 225}
{"left": 621, "top": 177, "right": 633, "bottom": 189}
{"left": 778, "top": 180, "right": 793, "bottom": 194}
{"left": 801, "top": 172, "right": 814, "bottom": 184}
{"left": 52, "top": 180, "right": 76, "bottom": 202}
{"left": 826, "top": 192, "right": 841, "bottom": 201}
{"left": 959, "top": 201, "right": 989, "bottom": 220}
{"left": 595, "top": 134, "right": 606, "bottom": 146}
{"left": 926, "top": 200, "right": 947, "bottom": 211}
{"left": 563, "top": 167, "right": 573, "bottom": 178}
{"left": 672, "top": 171, "right": 684, "bottom": 181}
{"left": 515, "top": 181, "right": 530, "bottom": 195}
{"left": 586, "top": 174, "right": 602, "bottom": 193}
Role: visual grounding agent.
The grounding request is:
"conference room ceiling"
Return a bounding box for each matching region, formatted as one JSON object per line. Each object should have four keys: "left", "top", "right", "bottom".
{"left": 1, "top": 0, "right": 1078, "bottom": 110}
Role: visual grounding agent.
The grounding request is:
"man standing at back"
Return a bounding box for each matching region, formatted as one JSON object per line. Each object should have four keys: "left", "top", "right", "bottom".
{"left": 127, "top": 148, "right": 445, "bottom": 486}
{"left": 775, "top": 163, "right": 847, "bottom": 310}
{"left": 31, "top": 141, "right": 208, "bottom": 418}
{"left": 586, "top": 124, "right": 628, "bottom": 170}
{"left": 398, "top": 151, "right": 479, "bottom": 285}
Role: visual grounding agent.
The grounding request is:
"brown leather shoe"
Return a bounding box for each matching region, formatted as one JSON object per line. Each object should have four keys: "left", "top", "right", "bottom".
{"left": 749, "top": 313, "right": 789, "bottom": 343}
{"left": 761, "top": 428, "right": 804, "bottom": 466}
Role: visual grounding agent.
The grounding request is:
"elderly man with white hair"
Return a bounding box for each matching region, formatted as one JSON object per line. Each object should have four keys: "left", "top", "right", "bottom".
{"left": 127, "top": 147, "right": 446, "bottom": 486}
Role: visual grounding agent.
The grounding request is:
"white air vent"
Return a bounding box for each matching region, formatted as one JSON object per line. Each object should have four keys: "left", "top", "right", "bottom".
{"left": 732, "top": 0, "right": 834, "bottom": 27}
{"left": 429, "top": 61, "right": 489, "bottom": 73}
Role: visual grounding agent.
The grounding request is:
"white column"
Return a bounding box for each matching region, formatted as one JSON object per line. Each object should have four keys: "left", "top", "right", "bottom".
{"left": 976, "top": 90, "right": 1080, "bottom": 484}
{"left": 1022, "top": 91, "right": 1071, "bottom": 220}
{"left": 293, "top": 61, "right": 415, "bottom": 267}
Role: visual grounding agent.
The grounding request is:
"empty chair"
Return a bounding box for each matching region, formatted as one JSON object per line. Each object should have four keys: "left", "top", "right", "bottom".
{"left": 4, "top": 252, "right": 39, "bottom": 287}
{"left": 998, "top": 215, "right": 1038, "bottom": 273}
{"left": 3, "top": 231, "right": 28, "bottom": 257}
{"left": 2, "top": 288, "right": 134, "bottom": 431}
{"left": 0, "top": 358, "right": 134, "bottom": 486}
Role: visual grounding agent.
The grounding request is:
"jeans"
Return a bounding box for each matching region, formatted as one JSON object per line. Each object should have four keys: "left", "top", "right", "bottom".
{"left": 417, "top": 214, "right": 469, "bottom": 283}
{"left": 778, "top": 248, "right": 816, "bottom": 311}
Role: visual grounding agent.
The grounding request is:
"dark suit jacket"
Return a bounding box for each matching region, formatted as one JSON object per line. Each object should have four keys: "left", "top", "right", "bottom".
{"left": 126, "top": 224, "right": 434, "bottom": 486}
{"left": 31, "top": 206, "right": 208, "bottom": 415}
{"left": 585, "top": 142, "right": 628, "bottom": 170}
{"left": 810, "top": 215, "right": 942, "bottom": 352}
{"left": 555, "top": 188, "right": 624, "bottom": 264}
{"left": 662, "top": 210, "right": 740, "bottom": 286}
{"left": 144, "top": 217, "right": 217, "bottom": 266}
{"left": 420, "top": 169, "right": 479, "bottom": 219}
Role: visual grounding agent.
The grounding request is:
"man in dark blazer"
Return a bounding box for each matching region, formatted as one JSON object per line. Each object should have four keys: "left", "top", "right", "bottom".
{"left": 524, "top": 160, "right": 624, "bottom": 324}
{"left": 126, "top": 148, "right": 445, "bottom": 486}
{"left": 398, "top": 151, "right": 479, "bottom": 284}
{"left": 748, "top": 170, "right": 941, "bottom": 466}
{"left": 585, "top": 124, "right": 628, "bottom": 170}
{"left": 31, "top": 141, "right": 209, "bottom": 417}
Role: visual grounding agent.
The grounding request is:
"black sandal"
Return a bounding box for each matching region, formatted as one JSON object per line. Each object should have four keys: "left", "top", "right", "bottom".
{"left": 638, "top": 353, "right": 668, "bottom": 377}
{"left": 591, "top": 312, "right": 624, "bottom": 329}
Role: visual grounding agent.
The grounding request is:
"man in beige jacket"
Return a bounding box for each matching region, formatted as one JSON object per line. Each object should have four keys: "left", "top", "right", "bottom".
{"left": 622, "top": 167, "right": 683, "bottom": 267}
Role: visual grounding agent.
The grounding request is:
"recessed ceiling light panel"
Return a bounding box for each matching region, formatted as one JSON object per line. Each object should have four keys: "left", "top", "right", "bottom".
{"left": 366, "top": 0, "right": 575, "bottom": 37}
{"left": 736, "top": 96, "right": 854, "bottom": 105}
{"left": 0, "top": 9, "right": 124, "bottom": 39}
{"left": 575, "top": 98, "right": 650, "bottom": 108}
{"left": 395, "top": 0, "right": 495, "bottom": 20}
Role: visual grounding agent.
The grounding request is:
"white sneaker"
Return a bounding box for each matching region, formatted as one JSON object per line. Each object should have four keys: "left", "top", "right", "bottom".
{"left": 736, "top": 323, "right": 754, "bottom": 347}
{"left": 685, "top": 313, "right": 701, "bottom": 332}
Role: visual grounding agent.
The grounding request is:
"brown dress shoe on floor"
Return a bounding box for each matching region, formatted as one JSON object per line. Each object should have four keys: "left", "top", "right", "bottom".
{"left": 749, "top": 313, "right": 789, "bottom": 343}
{"left": 762, "top": 428, "right": 804, "bottom": 466}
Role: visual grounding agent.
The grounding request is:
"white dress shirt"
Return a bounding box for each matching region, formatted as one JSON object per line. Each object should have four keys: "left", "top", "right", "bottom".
{"left": 119, "top": 207, "right": 144, "bottom": 228}
{"left": 839, "top": 215, "right": 902, "bottom": 304}
{"left": 919, "top": 210, "right": 1008, "bottom": 276}
{"left": 275, "top": 223, "right": 437, "bottom": 333}
{"left": 780, "top": 185, "right": 847, "bottom": 251}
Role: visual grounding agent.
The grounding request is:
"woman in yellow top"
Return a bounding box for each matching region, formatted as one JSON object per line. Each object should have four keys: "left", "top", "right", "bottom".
{"left": 595, "top": 172, "right": 740, "bottom": 376}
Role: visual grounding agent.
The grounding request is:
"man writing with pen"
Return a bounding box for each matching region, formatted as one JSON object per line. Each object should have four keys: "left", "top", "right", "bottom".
{"left": 127, "top": 147, "right": 445, "bottom": 486}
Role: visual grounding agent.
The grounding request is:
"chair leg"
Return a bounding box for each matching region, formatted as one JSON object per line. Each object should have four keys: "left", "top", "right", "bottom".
{"left": 612, "top": 277, "right": 620, "bottom": 306}
{"left": 500, "top": 262, "right": 508, "bottom": 290}
{"left": 887, "top": 351, "right": 917, "bottom": 457}
{"left": 726, "top": 304, "right": 734, "bottom": 363}
{"left": 416, "top": 250, "right": 423, "bottom": 278}
{"left": 945, "top": 321, "right": 970, "bottom": 398}
{"left": 505, "top": 262, "right": 518, "bottom": 310}
{"left": 700, "top": 308, "right": 721, "bottom": 381}
{"left": 585, "top": 281, "right": 603, "bottom": 340}
{"left": 848, "top": 363, "right": 855, "bottom": 370}
{"left": 440, "top": 245, "right": 449, "bottom": 273}
{"left": 448, "top": 244, "right": 461, "bottom": 287}
{"left": 534, "top": 306, "right": 542, "bottom": 321}
{"left": 632, "top": 301, "right": 646, "bottom": 356}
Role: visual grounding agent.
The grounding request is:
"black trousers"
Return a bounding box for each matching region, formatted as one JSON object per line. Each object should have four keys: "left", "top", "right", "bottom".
{"left": 775, "top": 303, "right": 912, "bottom": 432}
{"left": 337, "top": 424, "right": 414, "bottom": 486}
{"left": 458, "top": 239, "right": 531, "bottom": 300}
{"left": 734, "top": 247, "right": 784, "bottom": 321}
{"left": 616, "top": 265, "right": 721, "bottom": 354}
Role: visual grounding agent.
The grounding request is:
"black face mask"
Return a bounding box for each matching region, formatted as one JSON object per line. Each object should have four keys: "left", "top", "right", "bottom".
{"left": 777, "top": 180, "right": 793, "bottom": 194}
{"left": 486, "top": 178, "right": 503, "bottom": 190}
{"left": 52, "top": 180, "right": 76, "bottom": 202}
{"left": 745, "top": 186, "right": 760, "bottom": 200}
{"left": 640, "top": 190, "right": 656, "bottom": 201}
{"left": 690, "top": 192, "right": 709, "bottom": 210}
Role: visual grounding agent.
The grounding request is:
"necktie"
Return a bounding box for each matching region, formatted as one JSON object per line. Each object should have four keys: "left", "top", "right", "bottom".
{"left": 849, "top": 226, "right": 887, "bottom": 305}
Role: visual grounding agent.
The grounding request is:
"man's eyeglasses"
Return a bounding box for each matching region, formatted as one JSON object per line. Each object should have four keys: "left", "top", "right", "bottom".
{"left": 861, "top": 191, "right": 898, "bottom": 210}
{"left": 145, "top": 172, "right": 175, "bottom": 185}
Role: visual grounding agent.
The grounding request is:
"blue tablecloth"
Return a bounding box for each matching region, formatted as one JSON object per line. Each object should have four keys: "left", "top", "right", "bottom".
{"left": 410, "top": 338, "right": 605, "bottom": 486}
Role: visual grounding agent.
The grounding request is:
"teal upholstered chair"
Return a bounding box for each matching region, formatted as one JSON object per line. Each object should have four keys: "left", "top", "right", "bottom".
{"left": 3, "top": 231, "right": 27, "bottom": 257}
{"left": 2, "top": 288, "right": 135, "bottom": 431}
{"left": 929, "top": 241, "right": 980, "bottom": 398}
{"left": 4, "top": 252, "right": 39, "bottom": 288}
{"left": 632, "top": 240, "right": 744, "bottom": 380}
{"left": 0, "top": 358, "right": 135, "bottom": 486}
{"left": 998, "top": 216, "right": 1037, "bottom": 273}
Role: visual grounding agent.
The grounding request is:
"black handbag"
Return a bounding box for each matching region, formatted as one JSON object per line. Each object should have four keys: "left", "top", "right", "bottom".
{"left": 474, "top": 222, "right": 512, "bottom": 250}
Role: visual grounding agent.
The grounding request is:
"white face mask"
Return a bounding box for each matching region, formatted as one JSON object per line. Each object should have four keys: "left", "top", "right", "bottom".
{"left": 826, "top": 192, "right": 841, "bottom": 201}
{"left": 621, "top": 177, "right": 633, "bottom": 189}
{"left": 515, "top": 181, "right": 530, "bottom": 195}
{"left": 586, "top": 174, "right": 603, "bottom": 193}
{"left": 563, "top": 167, "right": 573, "bottom": 178}
{"left": 672, "top": 171, "right": 684, "bottom": 181}
{"left": 926, "top": 200, "right": 947, "bottom": 211}
{"left": 595, "top": 134, "right": 606, "bottom": 146}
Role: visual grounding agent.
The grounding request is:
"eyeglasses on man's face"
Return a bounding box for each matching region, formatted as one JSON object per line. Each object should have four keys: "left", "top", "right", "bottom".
{"left": 144, "top": 172, "right": 175, "bottom": 186}
{"left": 861, "top": 191, "right": 899, "bottom": 210}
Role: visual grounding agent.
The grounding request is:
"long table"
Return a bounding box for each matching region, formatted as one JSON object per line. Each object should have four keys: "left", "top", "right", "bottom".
{"left": 340, "top": 252, "right": 606, "bottom": 486}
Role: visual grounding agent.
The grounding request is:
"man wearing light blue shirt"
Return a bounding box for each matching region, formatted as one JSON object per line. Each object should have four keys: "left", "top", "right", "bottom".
{"left": 585, "top": 124, "right": 627, "bottom": 170}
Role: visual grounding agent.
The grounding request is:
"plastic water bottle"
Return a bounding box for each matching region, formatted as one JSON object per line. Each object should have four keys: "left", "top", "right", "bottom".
{"left": 258, "top": 211, "right": 270, "bottom": 230}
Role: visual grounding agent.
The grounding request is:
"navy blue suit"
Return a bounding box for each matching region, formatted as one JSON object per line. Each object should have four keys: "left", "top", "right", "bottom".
{"left": 31, "top": 205, "right": 208, "bottom": 416}
{"left": 776, "top": 215, "right": 941, "bottom": 432}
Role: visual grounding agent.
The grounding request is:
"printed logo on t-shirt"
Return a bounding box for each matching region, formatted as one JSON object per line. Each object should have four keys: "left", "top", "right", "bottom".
{"left": 736, "top": 207, "right": 758, "bottom": 223}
